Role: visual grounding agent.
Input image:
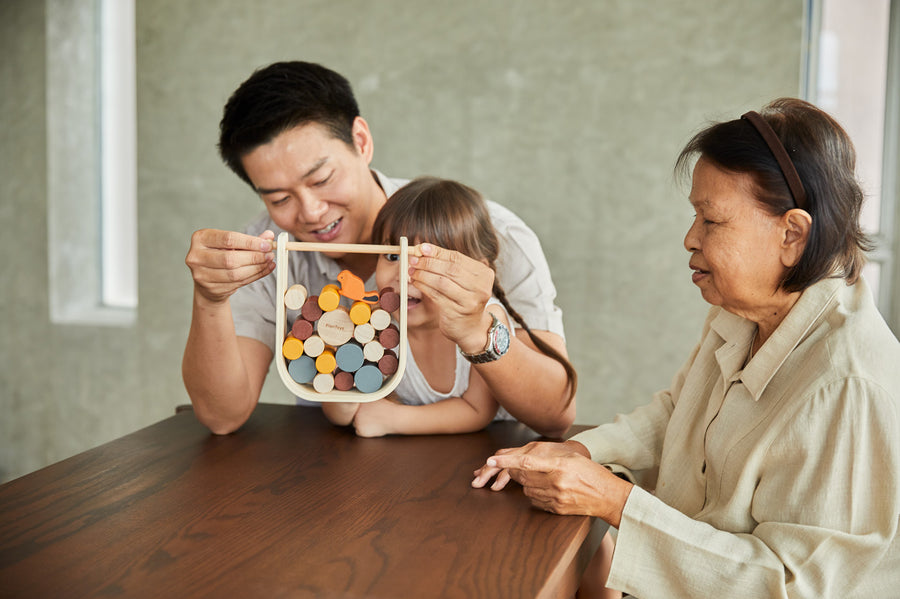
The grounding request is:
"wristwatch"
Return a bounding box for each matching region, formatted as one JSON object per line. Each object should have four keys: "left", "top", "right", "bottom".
{"left": 459, "top": 312, "right": 510, "bottom": 364}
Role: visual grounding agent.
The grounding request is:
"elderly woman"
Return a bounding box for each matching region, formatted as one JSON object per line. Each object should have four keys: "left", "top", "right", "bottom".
{"left": 472, "top": 98, "right": 900, "bottom": 598}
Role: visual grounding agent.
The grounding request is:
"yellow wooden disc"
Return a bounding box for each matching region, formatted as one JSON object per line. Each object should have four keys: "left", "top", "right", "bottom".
{"left": 282, "top": 336, "right": 304, "bottom": 360}
{"left": 316, "top": 350, "right": 336, "bottom": 374}
{"left": 349, "top": 301, "right": 372, "bottom": 325}
{"left": 317, "top": 287, "right": 341, "bottom": 312}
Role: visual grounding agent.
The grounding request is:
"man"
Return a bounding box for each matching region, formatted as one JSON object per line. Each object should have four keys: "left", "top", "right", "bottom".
{"left": 183, "top": 61, "right": 574, "bottom": 437}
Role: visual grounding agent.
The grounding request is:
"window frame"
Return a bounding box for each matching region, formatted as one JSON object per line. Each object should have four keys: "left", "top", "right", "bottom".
{"left": 885, "top": 1, "right": 900, "bottom": 334}
{"left": 46, "top": 0, "right": 137, "bottom": 325}
{"left": 802, "top": 0, "right": 900, "bottom": 335}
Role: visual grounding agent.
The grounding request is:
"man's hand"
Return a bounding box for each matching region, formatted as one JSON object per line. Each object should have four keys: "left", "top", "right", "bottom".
{"left": 408, "top": 243, "right": 495, "bottom": 354}
{"left": 185, "top": 229, "right": 276, "bottom": 303}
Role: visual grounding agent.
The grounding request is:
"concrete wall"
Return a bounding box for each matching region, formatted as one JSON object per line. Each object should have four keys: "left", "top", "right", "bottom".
{"left": 0, "top": 0, "right": 804, "bottom": 482}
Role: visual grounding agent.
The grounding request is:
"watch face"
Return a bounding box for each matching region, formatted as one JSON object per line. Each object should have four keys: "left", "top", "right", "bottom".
{"left": 492, "top": 322, "right": 510, "bottom": 355}
{"left": 460, "top": 314, "right": 511, "bottom": 363}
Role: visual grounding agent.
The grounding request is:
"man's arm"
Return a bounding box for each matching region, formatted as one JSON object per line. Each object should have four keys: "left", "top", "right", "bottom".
{"left": 409, "top": 244, "right": 575, "bottom": 438}
{"left": 182, "top": 228, "right": 276, "bottom": 434}
{"left": 474, "top": 328, "right": 574, "bottom": 437}
{"left": 182, "top": 292, "right": 273, "bottom": 434}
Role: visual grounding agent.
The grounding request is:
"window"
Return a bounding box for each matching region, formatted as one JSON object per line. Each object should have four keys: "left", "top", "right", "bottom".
{"left": 46, "top": 0, "right": 137, "bottom": 325}
{"left": 803, "top": 0, "right": 899, "bottom": 333}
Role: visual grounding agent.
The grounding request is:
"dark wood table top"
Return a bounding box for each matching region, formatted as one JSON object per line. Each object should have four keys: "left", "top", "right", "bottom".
{"left": 0, "top": 404, "right": 604, "bottom": 598}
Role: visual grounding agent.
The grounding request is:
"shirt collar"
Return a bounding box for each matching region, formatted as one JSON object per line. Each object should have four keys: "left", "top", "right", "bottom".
{"left": 371, "top": 168, "right": 402, "bottom": 197}
{"left": 709, "top": 277, "right": 844, "bottom": 401}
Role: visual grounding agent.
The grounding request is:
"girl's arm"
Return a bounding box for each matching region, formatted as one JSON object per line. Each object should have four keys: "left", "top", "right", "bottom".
{"left": 352, "top": 307, "right": 510, "bottom": 437}
{"left": 321, "top": 402, "right": 360, "bottom": 426}
{"left": 352, "top": 372, "right": 498, "bottom": 437}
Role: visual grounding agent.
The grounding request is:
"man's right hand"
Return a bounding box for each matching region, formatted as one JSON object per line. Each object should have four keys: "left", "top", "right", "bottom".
{"left": 185, "top": 229, "right": 276, "bottom": 303}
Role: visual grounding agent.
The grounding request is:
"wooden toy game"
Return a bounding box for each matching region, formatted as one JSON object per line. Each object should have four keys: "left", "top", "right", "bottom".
{"left": 274, "top": 232, "right": 409, "bottom": 402}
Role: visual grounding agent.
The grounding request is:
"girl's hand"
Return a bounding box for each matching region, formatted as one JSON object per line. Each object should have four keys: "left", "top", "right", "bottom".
{"left": 408, "top": 243, "right": 495, "bottom": 354}
{"left": 321, "top": 402, "right": 360, "bottom": 426}
{"left": 352, "top": 398, "right": 400, "bottom": 438}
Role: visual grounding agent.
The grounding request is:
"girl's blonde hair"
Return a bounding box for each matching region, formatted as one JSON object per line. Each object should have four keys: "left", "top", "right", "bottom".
{"left": 372, "top": 177, "right": 577, "bottom": 406}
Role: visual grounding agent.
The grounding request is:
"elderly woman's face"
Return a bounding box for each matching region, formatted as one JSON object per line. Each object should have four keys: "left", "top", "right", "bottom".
{"left": 684, "top": 158, "right": 789, "bottom": 318}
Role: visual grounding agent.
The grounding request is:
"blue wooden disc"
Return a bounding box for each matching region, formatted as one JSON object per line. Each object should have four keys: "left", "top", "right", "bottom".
{"left": 335, "top": 343, "right": 364, "bottom": 373}
{"left": 288, "top": 355, "right": 317, "bottom": 384}
{"left": 354, "top": 364, "right": 383, "bottom": 394}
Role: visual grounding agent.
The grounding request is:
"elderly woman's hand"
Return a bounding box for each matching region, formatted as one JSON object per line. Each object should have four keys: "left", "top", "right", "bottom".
{"left": 472, "top": 440, "right": 589, "bottom": 489}
{"left": 472, "top": 441, "right": 633, "bottom": 527}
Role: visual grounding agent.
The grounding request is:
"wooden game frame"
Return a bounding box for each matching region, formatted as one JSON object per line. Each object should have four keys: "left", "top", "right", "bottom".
{"left": 274, "top": 231, "right": 409, "bottom": 403}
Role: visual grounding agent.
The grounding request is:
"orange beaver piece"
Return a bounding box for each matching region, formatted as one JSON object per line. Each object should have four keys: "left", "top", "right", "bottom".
{"left": 337, "top": 270, "right": 380, "bottom": 304}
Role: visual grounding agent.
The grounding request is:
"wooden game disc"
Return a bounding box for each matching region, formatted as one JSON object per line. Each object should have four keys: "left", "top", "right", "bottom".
{"left": 369, "top": 309, "right": 391, "bottom": 331}
{"left": 313, "top": 373, "right": 335, "bottom": 393}
{"left": 378, "top": 324, "right": 400, "bottom": 349}
{"left": 354, "top": 364, "right": 383, "bottom": 394}
{"left": 379, "top": 287, "right": 400, "bottom": 313}
{"left": 353, "top": 323, "right": 376, "bottom": 344}
{"left": 334, "top": 370, "right": 355, "bottom": 391}
{"left": 316, "top": 308, "right": 355, "bottom": 346}
{"left": 349, "top": 301, "right": 372, "bottom": 325}
{"left": 363, "top": 340, "right": 385, "bottom": 362}
{"left": 282, "top": 336, "right": 304, "bottom": 360}
{"left": 284, "top": 284, "right": 308, "bottom": 311}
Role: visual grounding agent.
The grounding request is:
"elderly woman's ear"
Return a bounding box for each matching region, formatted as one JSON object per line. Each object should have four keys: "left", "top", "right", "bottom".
{"left": 780, "top": 208, "right": 812, "bottom": 268}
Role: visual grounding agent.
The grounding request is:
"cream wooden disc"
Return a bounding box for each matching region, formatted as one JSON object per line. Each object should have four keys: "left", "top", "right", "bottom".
{"left": 284, "top": 284, "right": 309, "bottom": 311}
{"left": 316, "top": 308, "right": 355, "bottom": 346}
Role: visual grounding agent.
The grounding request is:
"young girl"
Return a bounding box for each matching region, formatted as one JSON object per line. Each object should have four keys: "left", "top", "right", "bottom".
{"left": 322, "top": 177, "right": 577, "bottom": 436}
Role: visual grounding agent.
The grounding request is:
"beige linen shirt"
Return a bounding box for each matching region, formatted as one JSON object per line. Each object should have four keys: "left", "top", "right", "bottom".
{"left": 572, "top": 277, "right": 900, "bottom": 598}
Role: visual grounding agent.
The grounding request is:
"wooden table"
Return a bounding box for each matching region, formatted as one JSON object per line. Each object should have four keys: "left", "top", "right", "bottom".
{"left": 0, "top": 405, "right": 605, "bottom": 598}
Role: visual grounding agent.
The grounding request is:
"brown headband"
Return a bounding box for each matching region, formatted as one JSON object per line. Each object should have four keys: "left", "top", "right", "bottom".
{"left": 741, "top": 111, "right": 808, "bottom": 210}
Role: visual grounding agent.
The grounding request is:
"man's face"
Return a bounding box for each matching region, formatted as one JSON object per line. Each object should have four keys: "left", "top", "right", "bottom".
{"left": 241, "top": 119, "right": 383, "bottom": 256}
